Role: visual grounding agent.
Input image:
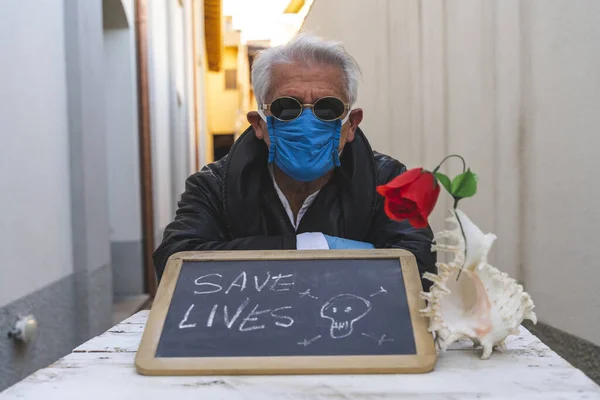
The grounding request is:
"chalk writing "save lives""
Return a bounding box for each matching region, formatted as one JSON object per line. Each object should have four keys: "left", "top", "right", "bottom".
{"left": 178, "top": 271, "right": 295, "bottom": 332}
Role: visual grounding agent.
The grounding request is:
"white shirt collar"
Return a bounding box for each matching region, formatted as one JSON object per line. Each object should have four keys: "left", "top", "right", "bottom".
{"left": 268, "top": 165, "right": 321, "bottom": 231}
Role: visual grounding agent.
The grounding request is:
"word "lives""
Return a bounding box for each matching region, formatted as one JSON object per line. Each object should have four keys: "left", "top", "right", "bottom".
{"left": 178, "top": 299, "right": 294, "bottom": 332}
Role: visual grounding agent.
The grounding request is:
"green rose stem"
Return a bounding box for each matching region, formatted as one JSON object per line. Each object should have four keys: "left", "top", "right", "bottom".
{"left": 432, "top": 154, "right": 467, "bottom": 281}
{"left": 432, "top": 154, "right": 466, "bottom": 176}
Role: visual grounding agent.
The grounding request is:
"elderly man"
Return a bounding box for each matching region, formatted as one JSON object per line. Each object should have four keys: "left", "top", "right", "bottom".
{"left": 153, "top": 34, "right": 436, "bottom": 287}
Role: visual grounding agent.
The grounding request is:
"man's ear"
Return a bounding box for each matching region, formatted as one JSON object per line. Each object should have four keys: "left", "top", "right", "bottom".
{"left": 247, "top": 111, "right": 267, "bottom": 140}
{"left": 345, "top": 108, "right": 363, "bottom": 143}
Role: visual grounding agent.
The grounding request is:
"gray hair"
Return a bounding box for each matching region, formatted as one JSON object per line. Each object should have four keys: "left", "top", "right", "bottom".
{"left": 251, "top": 33, "right": 361, "bottom": 107}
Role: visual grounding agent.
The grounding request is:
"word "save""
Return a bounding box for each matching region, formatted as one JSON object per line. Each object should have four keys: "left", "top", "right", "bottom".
{"left": 193, "top": 271, "right": 294, "bottom": 295}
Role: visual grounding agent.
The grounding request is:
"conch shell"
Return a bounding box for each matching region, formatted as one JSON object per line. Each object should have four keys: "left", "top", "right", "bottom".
{"left": 420, "top": 208, "right": 537, "bottom": 359}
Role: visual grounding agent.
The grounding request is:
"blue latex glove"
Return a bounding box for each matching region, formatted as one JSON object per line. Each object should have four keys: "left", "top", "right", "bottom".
{"left": 323, "top": 235, "right": 375, "bottom": 250}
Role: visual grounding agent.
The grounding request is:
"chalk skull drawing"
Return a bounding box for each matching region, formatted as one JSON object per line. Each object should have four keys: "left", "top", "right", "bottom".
{"left": 320, "top": 294, "right": 372, "bottom": 339}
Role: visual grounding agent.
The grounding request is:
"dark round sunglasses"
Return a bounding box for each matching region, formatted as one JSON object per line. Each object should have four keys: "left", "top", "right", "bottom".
{"left": 261, "top": 96, "right": 350, "bottom": 122}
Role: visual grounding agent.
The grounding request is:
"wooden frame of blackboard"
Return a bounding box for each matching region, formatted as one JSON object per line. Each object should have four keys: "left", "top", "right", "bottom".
{"left": 135, "top": 250, "right": 437, "bottom": 375}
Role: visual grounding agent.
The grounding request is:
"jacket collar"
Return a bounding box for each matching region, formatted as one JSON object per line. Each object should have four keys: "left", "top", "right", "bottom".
{"left": 223, "top": 126, "right": 378, "bottom": 240}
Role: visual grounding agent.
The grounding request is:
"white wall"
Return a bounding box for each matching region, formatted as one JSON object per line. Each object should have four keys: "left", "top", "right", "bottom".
{"left": 303, "top": 0, "right": 600, "bottom": 346}
{"left": 523, "top": 0, "right": 600, "bottom": 346}
{"left": 184, "top": 0, "right": 197, "bottom": 172}
{"left": 168, "top": 0, "right": 189, "bottom": 207}
{"left": 300, "top": 0, "right": 391, "bottom": 155}
{"left": 147, "top": 0, "right": 174, "bottom": 234}
{"left": 104, "top": 0, "right": 142, "bottom": 243}
{"left": 0, "top": 0, "right": 73, "bottom": 307}
{"left": 147, "top": 0, "right": 206, "bottom": 237}
{"left": 120, "top": 0, "right": 134, "bottom": 22}
{"left": 193, "top": 0, "right": 208, "bottom": 170}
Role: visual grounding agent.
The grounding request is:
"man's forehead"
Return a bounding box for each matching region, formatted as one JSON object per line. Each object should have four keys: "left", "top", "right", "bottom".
{"left": 268, "top": 62, "right": 347, "bottom": 102}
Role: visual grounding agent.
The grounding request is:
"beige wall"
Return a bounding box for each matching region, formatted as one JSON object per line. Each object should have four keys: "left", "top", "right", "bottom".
{"left": 205, "top": 37, "right": 254, "bottom": 162}
{"left": 207, "top": 46, "right": 240, "bottom": 135}
{"left": 236, "top": 42, "right": 252, "bottom": 140}
{"left": 303, "top": 0, "right": 600, "bottom": 346}
{"left": 205, "top": 46, "right": 240, "bottom": 163}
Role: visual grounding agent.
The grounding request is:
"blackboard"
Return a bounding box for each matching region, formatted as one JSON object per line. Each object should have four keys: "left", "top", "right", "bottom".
{"left": 156, "top": 258, "right": 415, "bottom": 358}
{"left": 135, "top": 250, "right": 436, "bottom": 375}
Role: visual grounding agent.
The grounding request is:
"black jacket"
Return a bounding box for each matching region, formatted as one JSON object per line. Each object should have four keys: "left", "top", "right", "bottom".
{"left": 153, "top": 127, "right": 436, "bottom": 289}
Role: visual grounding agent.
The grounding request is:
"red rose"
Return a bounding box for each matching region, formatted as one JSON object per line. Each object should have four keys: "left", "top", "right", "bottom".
{"left": 376, "top": 168, "right": 440, "bottom": 228}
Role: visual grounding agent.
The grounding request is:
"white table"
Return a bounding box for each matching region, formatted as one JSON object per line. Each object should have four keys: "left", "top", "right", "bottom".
{"left": 2, "top": 311, "right": 600, "bottom": 399}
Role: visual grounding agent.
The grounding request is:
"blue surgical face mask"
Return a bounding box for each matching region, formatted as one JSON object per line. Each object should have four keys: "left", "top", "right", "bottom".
{"left": 258, "top": 109, "right": 350, "bottom": 182}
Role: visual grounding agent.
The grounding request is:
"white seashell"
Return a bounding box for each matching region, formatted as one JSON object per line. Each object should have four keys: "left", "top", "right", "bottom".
{"left": 455, "top": 208, "right": 497, "bottom": 272}
{"left": 420, "top": 208, "right": 537, "bottom": 359}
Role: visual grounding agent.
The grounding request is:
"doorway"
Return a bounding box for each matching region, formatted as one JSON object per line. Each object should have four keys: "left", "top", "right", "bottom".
{"left": 213, "top": 133, "right": 235, "bottom": 161}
